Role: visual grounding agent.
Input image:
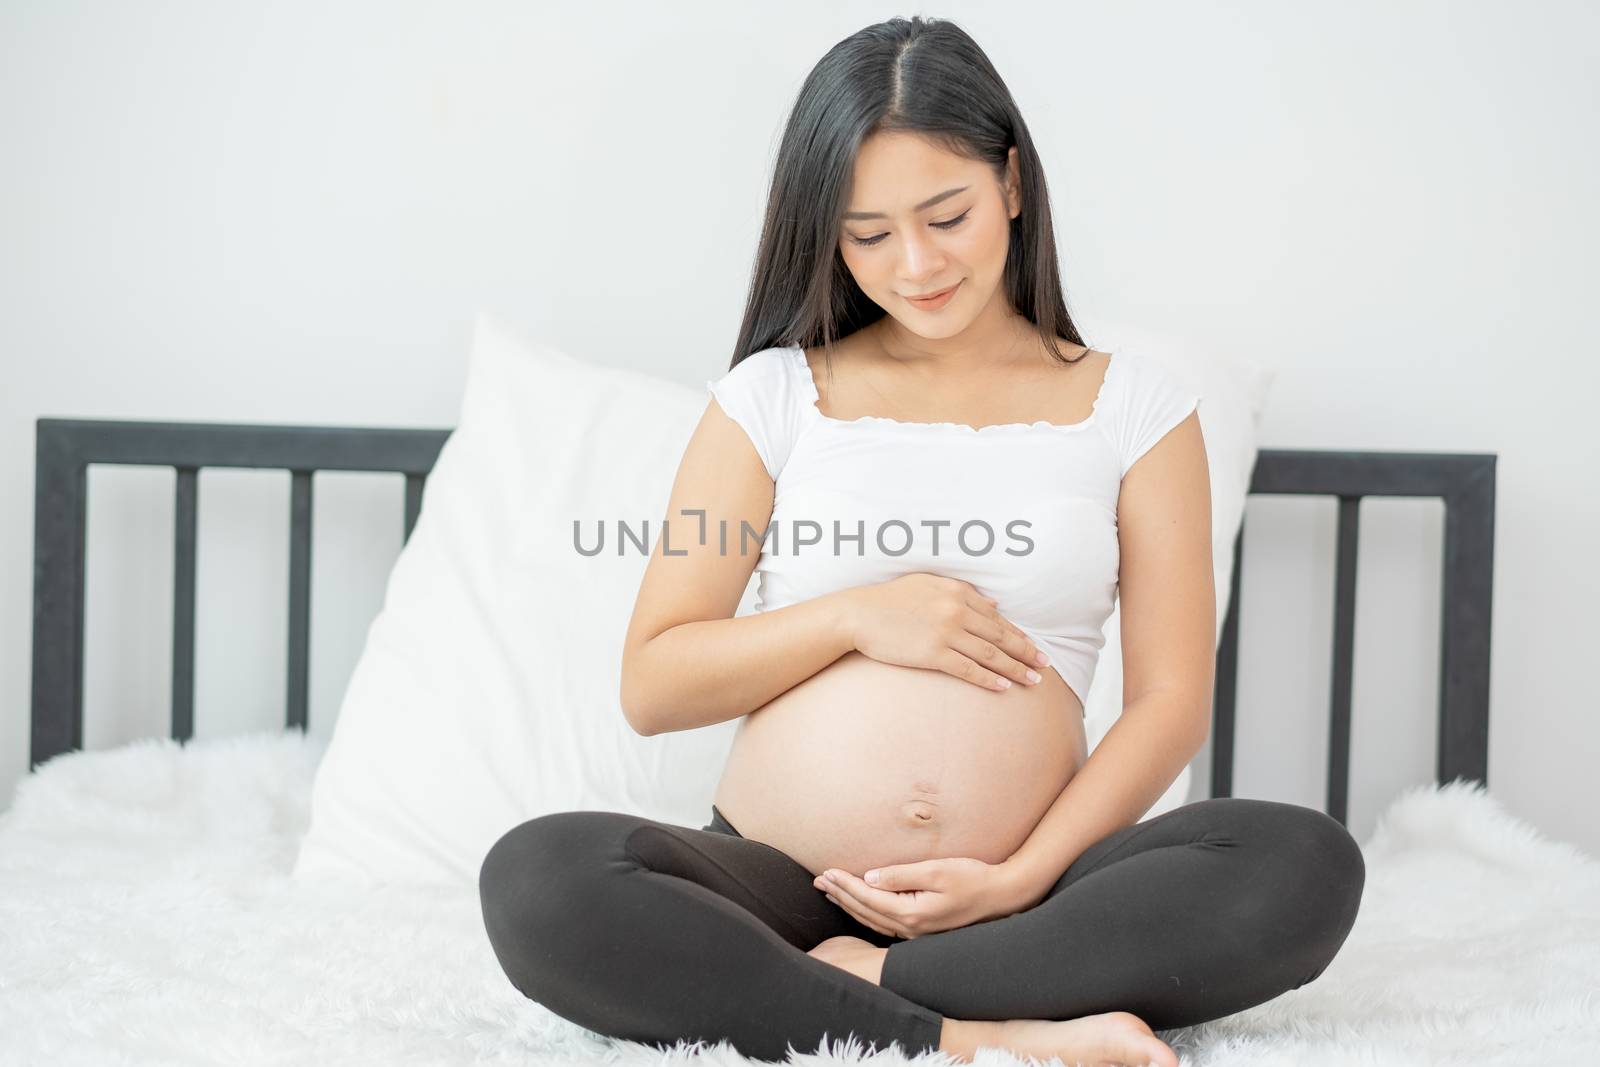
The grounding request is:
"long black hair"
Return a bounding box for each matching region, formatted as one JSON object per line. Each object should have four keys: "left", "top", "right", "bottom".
{"left": 727, "top": 15, "right": 1089, "bottom": 379}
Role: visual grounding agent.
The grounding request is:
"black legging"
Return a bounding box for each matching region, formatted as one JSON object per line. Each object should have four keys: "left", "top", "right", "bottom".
{"left": 479, "top": 795, "right": 1364, "bottom": 1063}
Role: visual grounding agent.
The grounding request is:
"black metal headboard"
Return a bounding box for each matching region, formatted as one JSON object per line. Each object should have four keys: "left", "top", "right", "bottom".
{"left": 29, "top": 419, "right": 449, "bottom": 765}
{"left": 30, "top": 417, "right": 1495, "bottom": 828}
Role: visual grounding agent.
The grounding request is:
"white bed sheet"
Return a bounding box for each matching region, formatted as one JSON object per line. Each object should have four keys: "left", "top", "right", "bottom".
{"left": 1, "top": 729, "right": 1595, "bottom": 1066}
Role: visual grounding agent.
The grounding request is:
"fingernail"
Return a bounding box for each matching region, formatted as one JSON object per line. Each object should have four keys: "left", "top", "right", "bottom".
{"left": 1035, "top": 651, "right": 1050, "bottom": 667}
{"left": 865, "top": 869, "right": 880, "bottom": 884}
{"left": 1025, "top": 669, "right": 1041, "bottom": 684}
{"left": 996, "top": 677, "right": 1011, "bottom": 689}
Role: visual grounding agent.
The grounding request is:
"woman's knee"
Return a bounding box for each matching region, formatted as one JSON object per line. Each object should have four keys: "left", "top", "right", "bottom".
{"left": 1215, "top": 798, "right": 1366, "bottom": 959}
{"left": 1275, "top": 805, "right": 1365, "bottom": 985}
{"left": 1207, "top": 798, "right": 1363, "bottom": 886}
{"left": 1190, "top": 799, "right": 1363, "bottom": 927}
{"left": 1257, "top": 800, "right": 1364, "bottom": 902}
{"left": 478, "top": 811, "right": 640, "bottom": 962}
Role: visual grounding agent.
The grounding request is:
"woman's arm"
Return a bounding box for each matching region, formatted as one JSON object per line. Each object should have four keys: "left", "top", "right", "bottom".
{"left": 1000, "top": 410, "right": 1216, "bottom": 904}
{"left": 623, "top": 588, "right": 858, "bottom": 735}
{"left": 620, "top": 394, "right": 849, "bottom": 735}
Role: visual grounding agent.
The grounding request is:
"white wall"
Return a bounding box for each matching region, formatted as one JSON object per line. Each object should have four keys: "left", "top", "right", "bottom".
{"left": 3, "top": 1, "right": 1596, "bottom": 853}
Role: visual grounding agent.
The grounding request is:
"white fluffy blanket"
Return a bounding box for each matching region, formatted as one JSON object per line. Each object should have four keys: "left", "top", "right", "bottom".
{"left": 1, "top": 730, "right": 1595, "bottom": 1066}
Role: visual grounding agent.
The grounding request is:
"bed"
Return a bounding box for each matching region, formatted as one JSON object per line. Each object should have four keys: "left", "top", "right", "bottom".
{"left": 9, "top": 415, "right": 1596, "bottom": 1065}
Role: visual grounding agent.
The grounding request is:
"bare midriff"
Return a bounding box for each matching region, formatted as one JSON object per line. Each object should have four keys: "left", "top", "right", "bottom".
{"left": 712, "top": 650, "right": 1088, "bottom": 878}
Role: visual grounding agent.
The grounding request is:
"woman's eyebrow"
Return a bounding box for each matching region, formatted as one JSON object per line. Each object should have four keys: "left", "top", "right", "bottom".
{"left": 843, "top": 185, "right": 969, "bottom": 221}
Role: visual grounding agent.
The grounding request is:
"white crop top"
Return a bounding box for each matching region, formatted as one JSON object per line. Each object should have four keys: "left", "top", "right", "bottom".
{"left": 704, "top": 343, "right": 1201, "bottom": 709}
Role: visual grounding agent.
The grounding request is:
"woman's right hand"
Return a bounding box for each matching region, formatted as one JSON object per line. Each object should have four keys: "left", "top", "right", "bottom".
{"left": 839, "top": 574, "right": 1050, "bottom": 691}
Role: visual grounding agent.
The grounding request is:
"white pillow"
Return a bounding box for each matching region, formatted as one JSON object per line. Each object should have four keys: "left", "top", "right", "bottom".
{"left": 1073, "top": 315, "right": 1275, "bottom": 817}
{"left": 292, "top": 311, "right": 1271, "bottom": 889}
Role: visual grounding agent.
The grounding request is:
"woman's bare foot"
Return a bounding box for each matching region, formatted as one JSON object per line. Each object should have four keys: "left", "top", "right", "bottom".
{"left": 942, "top": 1012, "right": 1178, "bottom": 1067}
{"left": 807, "top": 937, "right": 1178, "bottom": 1067}
{"left": 806, "top": 934, "right": 887, "bottom": 985}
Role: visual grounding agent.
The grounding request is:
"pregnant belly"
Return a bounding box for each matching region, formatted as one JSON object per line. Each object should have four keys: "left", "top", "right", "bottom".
{"left": 712, "top": 651, "right": 1088, "bottom": 879}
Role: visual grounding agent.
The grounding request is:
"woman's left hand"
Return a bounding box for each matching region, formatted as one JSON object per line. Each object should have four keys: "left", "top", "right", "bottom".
{"left": 812, "top": 856, "right": 1024, "bottom": 938}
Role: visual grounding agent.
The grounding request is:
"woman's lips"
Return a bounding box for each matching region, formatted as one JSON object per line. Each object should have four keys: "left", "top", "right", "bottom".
{"left": 905, "top": 280, "right": 961, "bottom": 310}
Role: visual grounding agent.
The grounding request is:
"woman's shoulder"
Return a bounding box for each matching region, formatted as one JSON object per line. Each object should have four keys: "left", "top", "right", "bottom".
{"left": 712, "top": 344, "right": 798, "bottom": 386}
{"left": 1097, "top": 346, "right": 1202, "bottom": 475}
{"left": 704, "top": 344, "right": 807, "bottom": 482}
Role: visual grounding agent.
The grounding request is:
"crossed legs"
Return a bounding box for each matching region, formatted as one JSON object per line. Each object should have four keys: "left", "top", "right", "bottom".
{"left": 478, "top": 797, "right": 1364, "bottom": 1062}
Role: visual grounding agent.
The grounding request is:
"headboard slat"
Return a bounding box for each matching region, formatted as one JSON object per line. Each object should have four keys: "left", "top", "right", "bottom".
{"left": 172, "top": 466, "right": 199, "bottom": 740}
{"left": 403, "top": 474, "right": 426, "bottom": 544}
{"left": 1328, "top": 495, "right": 1361, "bottom": 825}
{"left": 1439, "top": 459, "right": 1495, "bottom": 786}
{"left": 287, "top": 470, "right": 314, "bottom": 734}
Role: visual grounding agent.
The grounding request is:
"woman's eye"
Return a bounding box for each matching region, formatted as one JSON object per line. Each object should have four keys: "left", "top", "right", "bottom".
{"left": 848, "top": 209, "right": 970, "bottom": 248}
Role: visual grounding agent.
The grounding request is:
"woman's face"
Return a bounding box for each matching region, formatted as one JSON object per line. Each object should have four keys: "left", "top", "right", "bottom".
{"left": 837, "top": 132, "right": 1022, "bottom": 338}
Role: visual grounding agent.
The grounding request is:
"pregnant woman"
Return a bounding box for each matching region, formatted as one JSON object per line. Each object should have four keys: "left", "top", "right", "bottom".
{"left": 479, "top": 16, "right": 1364, "bottom": 1067}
